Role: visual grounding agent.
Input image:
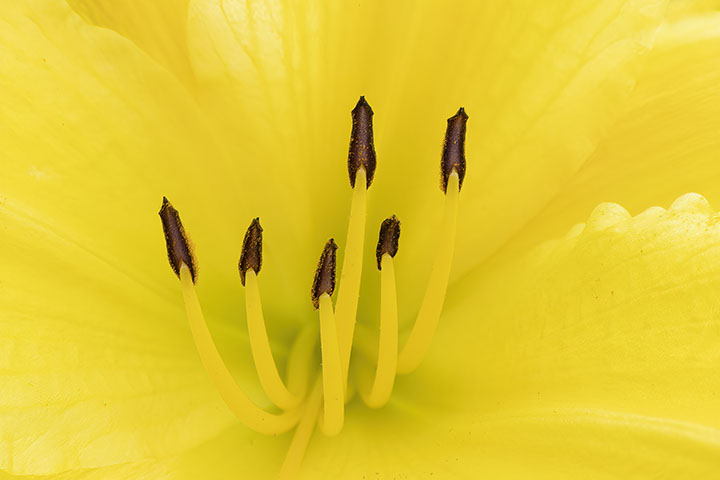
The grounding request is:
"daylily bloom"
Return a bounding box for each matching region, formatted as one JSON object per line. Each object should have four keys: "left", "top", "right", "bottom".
{"left": 3, "top": 0, "right": 720, "bottom": 478}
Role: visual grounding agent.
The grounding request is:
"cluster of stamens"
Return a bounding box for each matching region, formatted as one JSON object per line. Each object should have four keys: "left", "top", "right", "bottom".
{"left": 159, "top": 97, "right": 467, "bottom": 477}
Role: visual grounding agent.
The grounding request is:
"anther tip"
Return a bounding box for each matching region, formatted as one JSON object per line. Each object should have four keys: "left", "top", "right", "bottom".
{"left": 453, "top": 107, "right": 468, "bottom": 120}
{"left": 158, "top": 197, "right": 197, "bottom": 283}
{"left": 326, "top": 238, "right": 338, "bottom": 254}
{"left": 353, "top": 95, "right": 373, "bottom": 114}
{"left": 441, "top": 106, "right": 468, "bottom": 193}
{"left": 376, "top": 215, "right": 401, "bottom": 270}
{"left": 239, "top": 217, "right": 263, "bottom": 286}
{"left": 311, "top": 238, "right": 338, "bottom": 309}
{"left": 348, "top": 96, "right": 377, "bottom": 189}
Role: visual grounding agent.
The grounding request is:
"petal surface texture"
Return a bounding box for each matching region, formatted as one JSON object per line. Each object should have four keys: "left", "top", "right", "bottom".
{"left": 66, "top": 0, "right": 195, "bottom": 84}
{"left": 3, "top": 0, "right": 720, "bottom": 478}
{"left": 0, "top": 0, "right": 244, "bottom": 473}
{"left": 500, "top": 11, "right": 720, "bottom": 258}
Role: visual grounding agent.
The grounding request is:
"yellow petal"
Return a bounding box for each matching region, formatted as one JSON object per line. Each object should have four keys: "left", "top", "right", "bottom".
{"left": 301, "top": 404, "right": 720, "bottom": 478}
{"left": 0, "top": 459, "right": 175, "bottom": 479}
{"left": 666, "top": 0, "right": 720, "bottom": 19}
{"left": 66, "top": 0, "right": 195, "bottom": 85}
{"left": 406, "top": 196, "right": 720, "bottom": 476}
{"left": 498, "top": 12, "right": 720, "bottom": 259}
{"left": 0, "top": 1, "right": 263, "bottom": 473}
{"left": 0, "top": 0, "right": 285, "bottom": 322}
{"left": 109, "top": 404, "right": 720, "bottom": 478}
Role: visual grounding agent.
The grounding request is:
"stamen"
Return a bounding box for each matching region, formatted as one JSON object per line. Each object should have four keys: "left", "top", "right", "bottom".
{"left": 158, "top": 197, "right": 197, "bottom": 283}
{"left": 375, "top": 215, "right": 401, "bottom": 270}
{"left": 240, "top": 218, "right": 301, "bottom": 410}
{"left": 336, "top": 97, "right": 375, "bottom": 385}
{"left": 319, "top": 293, "right": 344, "bottom": 436}
{"left": 311, "top": 239, "right": 338, "bottom": 309}
{"left": 156, "top": 99, "right": 468, "bottom": 459}
{"left": 160, "top": 200, "right": 300, "bottom": 433}
{"left": 245, "top": 273, "right": 301, "bottom": 409}
{"left": 361, "top": 216, "right": 400, "bottom": 408}
{"left": 397, "top": 108, "right": 466, "bottom": 374}
{"left": 397, "top": 172, "right": 460, "bottom": 374}
{"left": 279, "top": 377, "right": 323, "bottom": 479}
{"left": 312, "top": 240, "right": 344, "bottom": 436}
{"left": 238, "top": 217, "right": 262, "bottom": 286}
{"left": 347, "top": 96, "right": 376, "bottom": 189}
{"left": 335, "top": 167, "right": 367, "bottom": 385}
{"left": 440, "top": 108, "right": 468, "bottom": 193}
{"left": 180, "top": 264, "right": 301, "bottom": 434}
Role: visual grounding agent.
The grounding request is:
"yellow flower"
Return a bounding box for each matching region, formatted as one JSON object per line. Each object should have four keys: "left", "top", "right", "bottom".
{"left": 2, "top": 0, "right": 720, "bottom": 478}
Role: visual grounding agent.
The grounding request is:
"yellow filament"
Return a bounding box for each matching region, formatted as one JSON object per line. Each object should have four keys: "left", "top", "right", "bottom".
{"left": 318, "top": 293, "right": 344, "bottom": 436}
{"left": 179, "top": 265, "right": 300, "bottom": 434}
{"left": 278, "top": 377, "right": 322, "bottom": 480}
{"left": 244, "top": 270, "right": 301, "bottom": 410}
{"left": 286, "top": 322, "right": 318, "bottom": 398}
{"left": 335, "top": 166, "right": 368, "bottom": 384}
{"left": 360, "top": 254, "right": 398, "bottom": 408}
{"left": 397, "top": 171, "right": 460, "bottom": 374}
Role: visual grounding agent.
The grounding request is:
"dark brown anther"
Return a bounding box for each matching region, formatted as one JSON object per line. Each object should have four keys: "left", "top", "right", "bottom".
{"left": 311, "top": 238, "right": 338, "bottom": 309}
{"left": 376, "top": 215, "right": 401, "bottom": 270}
{"left": 159, "top": 197, "right": 197, "bottom": 283}
{"left": 348, "top": 96, "right": 376, "bottom": 189}
{"left": 238, "top": 217, "right": 263, "bottom": 286}
{"left": 441, "top": 107, "right": 468, "bottom": 193}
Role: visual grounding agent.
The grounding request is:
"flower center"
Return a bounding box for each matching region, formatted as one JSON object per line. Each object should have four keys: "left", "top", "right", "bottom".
{"left": 158, "top": 97, "right": 467, "bottom": 477}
